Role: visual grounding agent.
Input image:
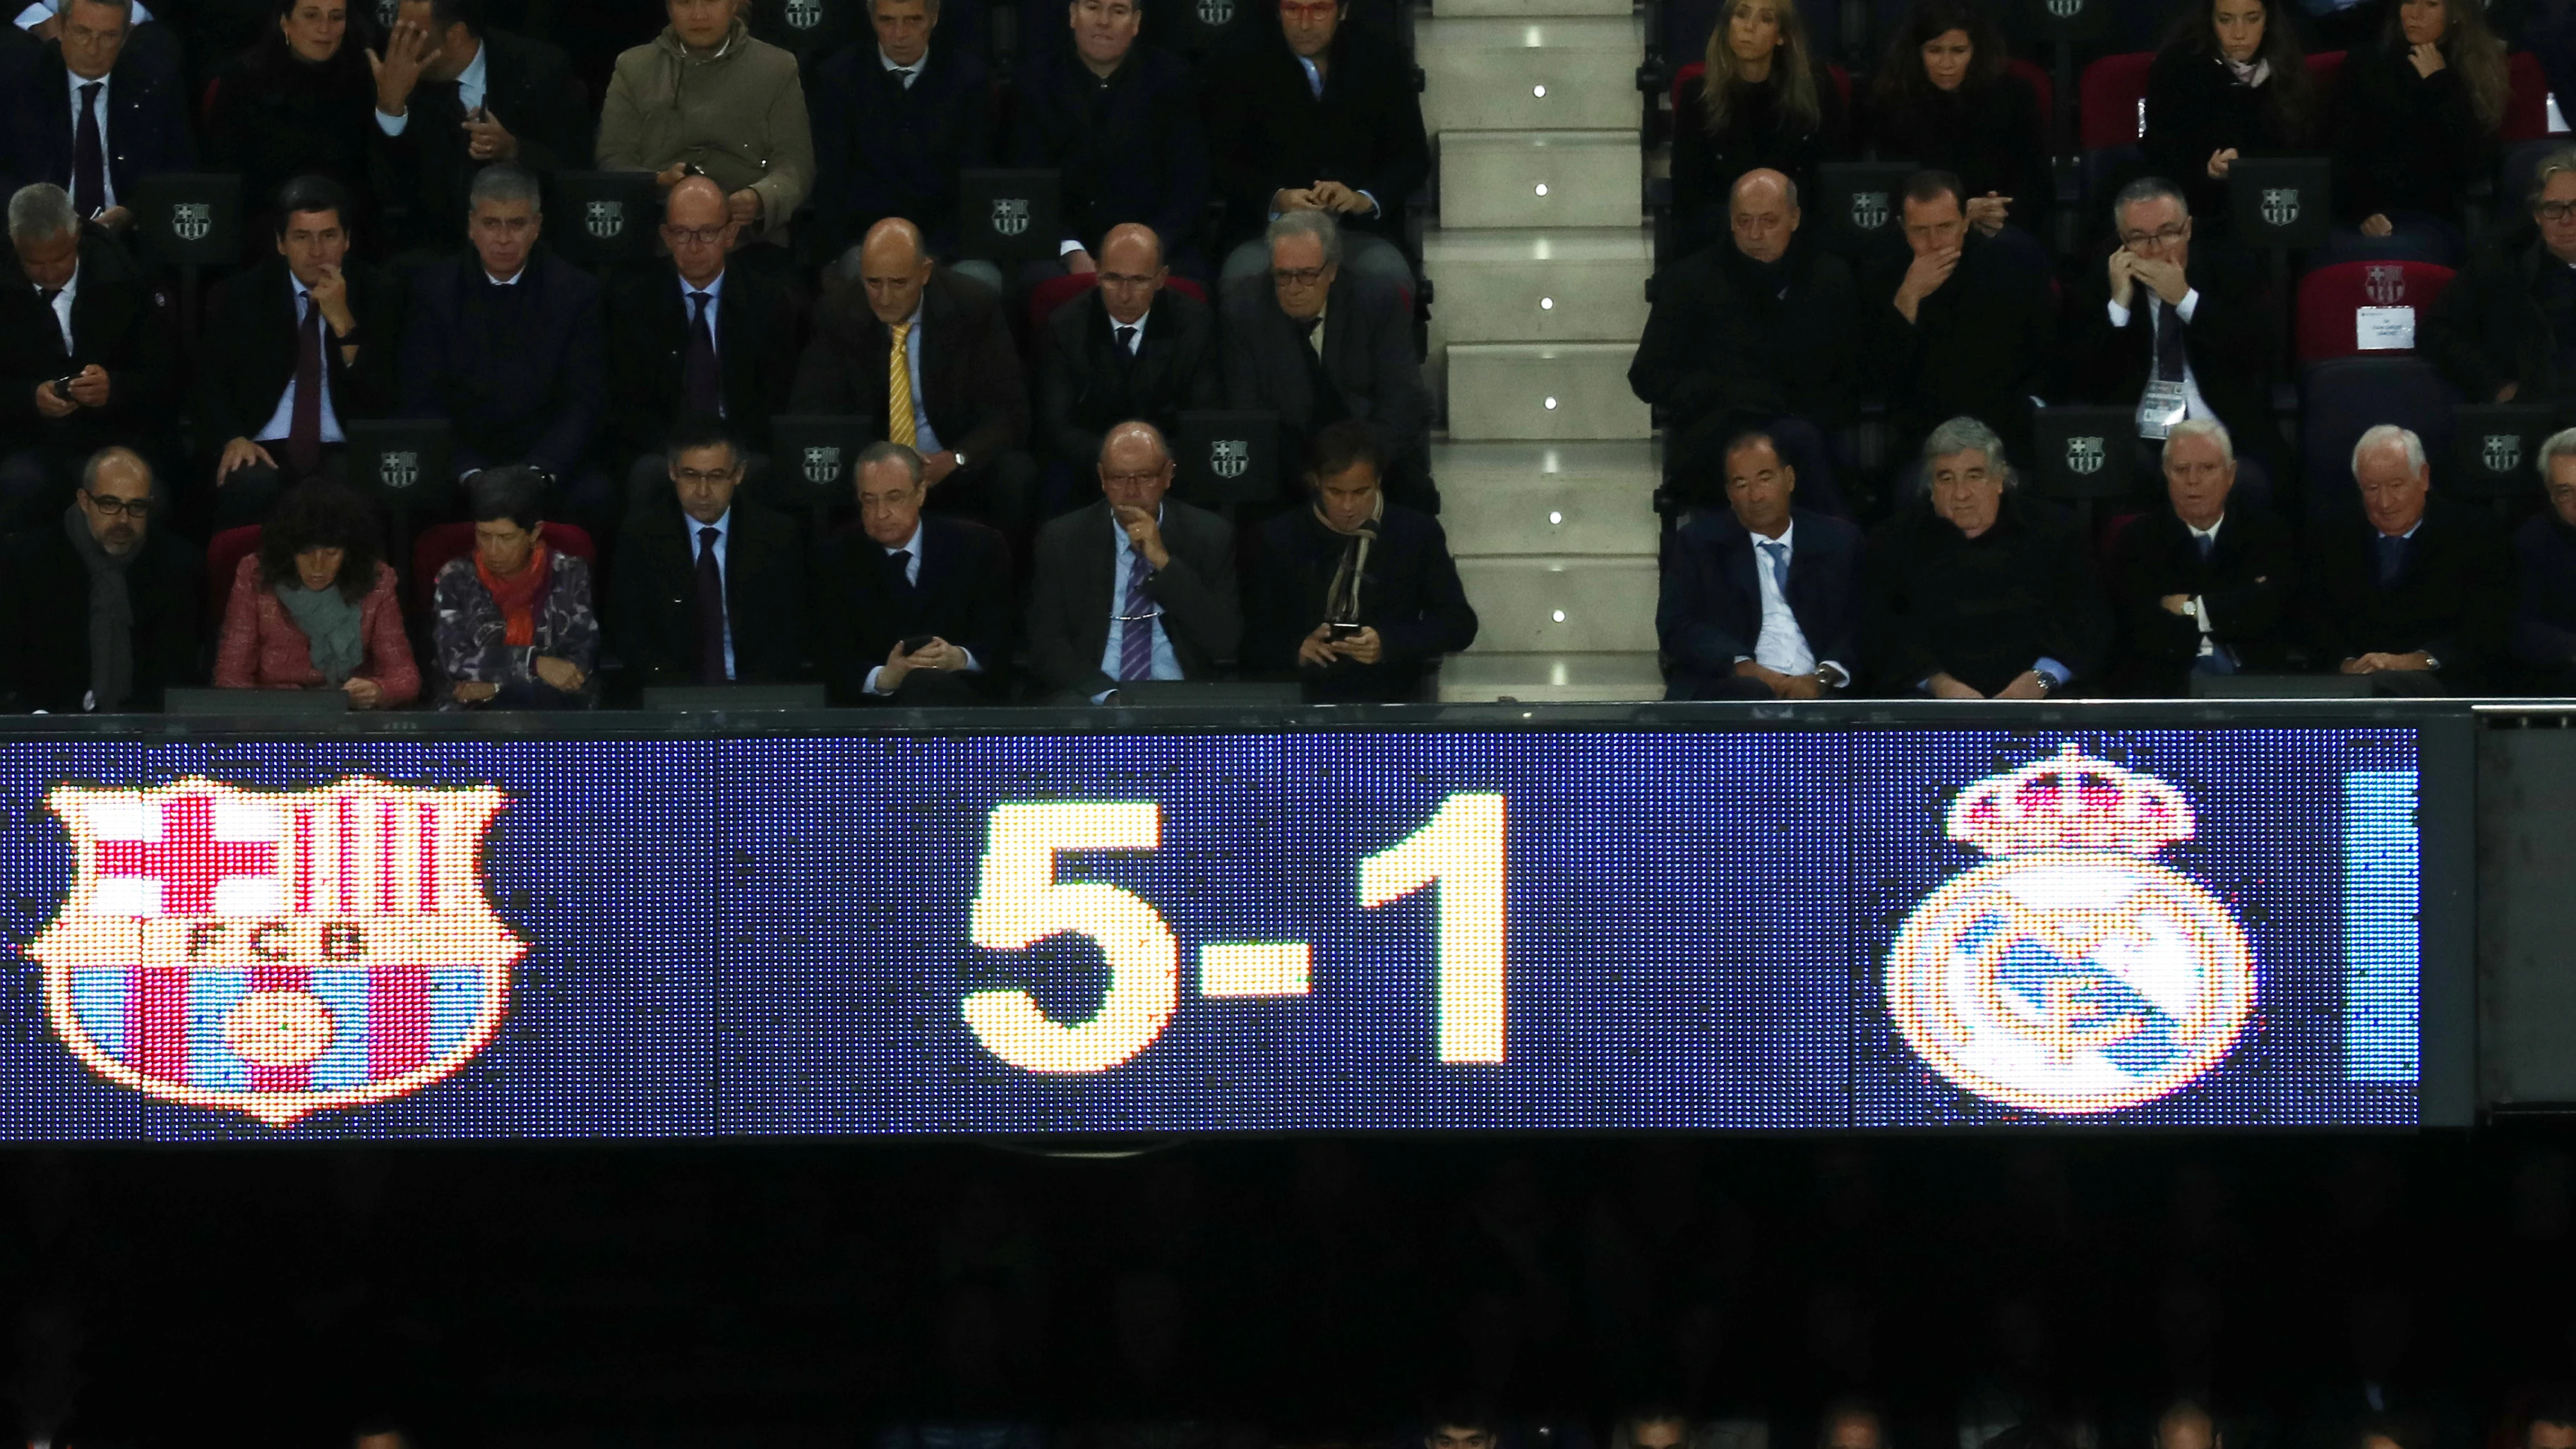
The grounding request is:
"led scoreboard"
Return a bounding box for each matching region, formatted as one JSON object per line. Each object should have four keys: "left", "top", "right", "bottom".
{"left": 0, "top": 721, "right": 2442, "bottom": 1139}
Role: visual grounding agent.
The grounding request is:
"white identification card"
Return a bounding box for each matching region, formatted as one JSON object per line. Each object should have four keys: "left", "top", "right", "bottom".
{"left": 2356, "top": 305, "right": 2417, "bottom": 351}
{"left": 2138, "top": 380, "right": 2190, "bottom": 440}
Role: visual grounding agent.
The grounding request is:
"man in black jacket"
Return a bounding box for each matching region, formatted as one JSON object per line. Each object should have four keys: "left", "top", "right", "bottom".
{"left": 0, "top": 0, "right": 191, "bottom": 229}
{"left": 1629, "top": 168, "right": 1855, "bottom": 512}
{"left": 2424, "top": 145, "right": 2576, "bottom": 413}
{"left": 196, "top": 176, "right": 403, "bottom": 529}
{"left": 1036, "top": 223, "right": 1219, "bottom": 482}
{"left": 1864, "top": 416, "right": 2109, "bottom": 697}
{"left": 2070, "top": 177, "right": 2280, "bottom": 500}
{"left": 2105, "top": 419, "right": 2298, "bottom": 697}
{"left": 1008, "top": 0, "right": 1209, "bottom": 276}
{"left": 0, "top": 183, "right": 171, "bottom": 528}
{"left": 1861, "top": 171, "right": 2056, "bottom": 471}
{"left": 813, "top": 440, "right": 1012, "bottom": 704}
{"left": 1222, "top": 210, "right": 1431, "bottom": 508}
{"left": 808, "top": 0, "right": 994, "bottom": 261}
{"left": 2303, "top": 423, "right": 2513, "bottom": 695}
{"left": 366, "top": 0, "right": 590, "bottom": 253}
{"left": 0, "top": 445, "right": 196, "bottom": 712}
{"left": 1199, "top": 0, "right": 1425, "bottom": 290}
{"left": 1025, "top": 419, "right": 1239, "bottom": 699}
{"left": 791, "top": 217, "right": 1034, "bottom": 533}
{"left": 611, "top": 419, "right": 808, "bottom": 687}
{"left": 1243, "top": 419, "right": 1473, "bottom": 702}
{"left": 607, "top": 176, "right": 802, "bottom": 508}
{"left": 1656, "top": 428, "right": 1862, "bottom": 700}
{"left": 2512, "top": 426, "right": 2576, "bottom": 690}
{"left": 398, "top": 164, "right": 609, "bottom": 528}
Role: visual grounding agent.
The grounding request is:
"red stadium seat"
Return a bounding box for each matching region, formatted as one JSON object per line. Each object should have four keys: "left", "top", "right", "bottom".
{"left": 2006, "top": 57, "right": 2054, "bottom": 126}
{"left": 206, "top": 525, "right": 260, "bottom": 625}
{"left": 2079, "top": 52, "right": 2153, "bottom": 150}
{"left": 2295, "top": 260, "right": 2456, "bottom": 366}
{"left": 408, "top": 522, "right": 599, "bottom": 624}
{"left": 2305, "top": 49, "right": 2346, "bottom": 107}
{"left": 2504, "top": 50, "right": 2551, "bottom": 143}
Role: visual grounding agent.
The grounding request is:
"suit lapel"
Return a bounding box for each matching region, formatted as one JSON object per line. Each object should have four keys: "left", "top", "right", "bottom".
{"left": 1721, "top": 529, "right": 1763, "bottom": 621}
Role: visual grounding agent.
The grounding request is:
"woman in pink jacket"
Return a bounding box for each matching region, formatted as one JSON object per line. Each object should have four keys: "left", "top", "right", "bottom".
{"left": 212, "top": 482, "right": 419, "bottom": 707}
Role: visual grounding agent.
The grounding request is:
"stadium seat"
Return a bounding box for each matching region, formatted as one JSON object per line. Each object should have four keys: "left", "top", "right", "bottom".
{"left": 2296, "top": 260, "right": 2455, "bottom": 366}
{"left": 2305, "top": 49, "right": 2345, "bottom": 107}
{"left": 2006, "top": 56, "right": 2054, "bottom": 125}
{"left": 408, "top": 522, "right": 601, "bottom": 626}
{"left": 2078, "top": 51, "right": 2152, "bottom": 199}
{"left": 2299, "top": 354, "right": 2461, "bottom": 512}
{"left": 2505, "top": 50, "right": 2552, "bottom": 143}
{"left": 205, "top": 525, "right": 260, "bottom": 627}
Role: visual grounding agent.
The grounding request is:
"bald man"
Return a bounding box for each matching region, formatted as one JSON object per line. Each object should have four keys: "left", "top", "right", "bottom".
{"left": 1036, "top": 224, "right": 1220, "bottom": 485}
{"left": 1025, "top": 419, "right": 1240, "bottom": 700}
{"left": 607, "top": 175, "right": 802, "bottom": 507}
{"left": 1627, "top": 167, "right": 1856, "bottom": 513}
{"left": 791, "top": 217, "right": 1034, "bottom": 533}
{"left": 0, "top": 445, "right": 200, "bottom": 712}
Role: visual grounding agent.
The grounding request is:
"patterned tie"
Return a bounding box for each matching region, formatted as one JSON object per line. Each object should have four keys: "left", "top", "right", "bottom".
{"left": 285, "top": 290, "right": 324, "bottom": 479}
{"left": 683, "top": 290, "right": 721, "bottom": 415}
{"left": 1759, "top": 539, "right": 1790, "bottom": 596}
{"left": 696, "top": 525, "right": 729, "bottom": 683}
{"left": 1117, "top": 546, "right": 1156, "bottom": 681}
{"left": 72, "top": 82, "right": 104, "bottom": 220}
{"left": 887, "top": 320, "right": 917, "bottom": 447}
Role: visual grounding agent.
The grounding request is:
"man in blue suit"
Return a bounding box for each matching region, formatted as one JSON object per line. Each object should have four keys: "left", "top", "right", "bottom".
{"left": 1657, "top": 429, "right": 1864, "bottom": 701}
{"left": 0, "top": 0, "right": 191, "bottom": 232}
{"left": 809, "top": 0, "right": 994, "bottom": 261}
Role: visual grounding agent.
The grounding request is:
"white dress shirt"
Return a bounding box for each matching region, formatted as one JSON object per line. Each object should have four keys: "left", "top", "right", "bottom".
{"left": 2186, "top": 515, "right": 2223, "bottom": 655}
{"left": 252, "top": 277, "right": 347, "bottom": 446}
{"left": 679, "top": 265, "right": 725, "bottom": 366}
{"left": 881, "top": 47, "right": 923, "bottom": 86}
{"left": 863, "top": 519, "right": 985, "bottom": 694}
{"left": 2106, "top": 287, "right": 2213, "bottom": 427}
{"left": 66, "top": 71, "right": 114, "bottom": 212}
{"left": 35, "top": 263, "right": 78, "bottom": 353}
{"left": 1094, "top": 505, "right": 1182, "bottom": 701}
{"left": 1108, "top": 308, "right": 1148, "bottom": 356}
{"left": 1733, "top": 522, "right": 1846, "bottom": 683}
{"left": 374, "top": 38, "right": 487, "bottom": 134}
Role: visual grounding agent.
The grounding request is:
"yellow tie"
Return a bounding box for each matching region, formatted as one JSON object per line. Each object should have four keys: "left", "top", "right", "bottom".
{"left": 887, "top": 320, "right": 917, "bottom": 448}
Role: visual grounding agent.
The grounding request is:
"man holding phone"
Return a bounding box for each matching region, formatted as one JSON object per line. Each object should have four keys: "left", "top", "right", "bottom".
{"left": 0, "top": 180, "right": 170, "bottom": 529}
{"left": 813, "top": 440, "right": 1013, "bottom": 705}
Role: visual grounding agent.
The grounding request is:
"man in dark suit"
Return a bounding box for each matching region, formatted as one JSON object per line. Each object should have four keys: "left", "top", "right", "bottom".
{"left": 1026, "top": 419, "right": 1240, "bottom": 700}
{"left": 1243, "top": 418, "right": 1473, "bottom": 702}
{"left": 195, "top": 176, "right": 404, "bottom": 529}
{"left": 1200, "top": 0, "right": 1425, "bottom": 290}
{"left": 398, "top": 163, "right": 609, "bottom": 529}
{"left": 1861, "top": 171, "right": 2056, "bottom": 471}
{"left": 0, "top": 182, "right": 171, "bottom": 528}
{"left": 0, "top": 445, "right": 197, "bottom": 712}
{"left": 1008, "top": 0, "right": 1208, "bottom": 276}
{"left": 2512, "top": 427, "right": 2576, "bottom": 690}
{"left": 608, "top": 175, "right": 802, "bottom": 508}
{"left": 808, "top": 0, "right": 994, "bottom": 262}
{"left": 1629, "top": 169, "right": 1856, "bottom": 513}
{"left": 2069, "top": 177, "right": 2280, "bottom": 500}
{"left": 2302, "top": 423, "right": 2514, "bottom": 695}
{"left": 610, "top": 418, "right": 808, "bottom": 687}
{"left": 1656, "top": 428, "right": 1862, "bottom": 701}
{"left": 813, "top": 440, "right": 1012, "bottom": 704}
{"left": 1221, "top": 210, "right": 1432, "bottom": 508}
{"left": 1036, "top": 222, "right": 1219, "bottom": 483}
{"left": 2424, "top": 146, "right": 2576, "bottom": 413}
{"left": 1864, "top": 416, "right": 2110, "bottom": 697}
{"left": 791, "top": 217, "right": 1034, "bottom": 533}
{"left": 366, "top": 0, "right": 593, "bottom": 254}
{"left": 2107, "top": 419, "right": 2298, "bottom": 697}
{"left": 0, "top": 0, "right": 189, "bottom": 232}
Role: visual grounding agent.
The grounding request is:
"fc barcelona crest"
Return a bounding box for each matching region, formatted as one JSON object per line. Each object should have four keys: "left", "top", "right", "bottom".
{"left": 1849, "top": 190, "right": 1890, "bottom": 231}
{"left": 803, "top": 445, "right": 843, "bottom": 484}
{"left": 1195, "top": 0, "right": 1233, "bottom": 25}
{"left": 586, "top": 200, "right": 625, "bottom": 240}
{"left": 2066, "top": 435, "right": 2106, "bottom": 475}
{"left": 2260, "top": 188, "right": 2300, "bottom": 227}
{"left": 2365, "top": 264, "right": 2405, "bottom": 305}
{"left": 990, "top": 198, "right": 1031, "bottom": 236}
{"left": 2486, "top": 433, "right": 2524, "bottom": 474}
{"left": 169, "top": 203, "right": 212, "bottom": 243}
{"left": 28, "top": 778, "right": 524, "bottom": 1126}
{"left": 783, "top": 0, "right": 822, "bottom": 27}
{"left": 1211, "top": 439, "right": 1250, "bottom": 479}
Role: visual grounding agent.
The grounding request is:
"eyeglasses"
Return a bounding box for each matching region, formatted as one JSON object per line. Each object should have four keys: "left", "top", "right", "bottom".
{"left": 663, "top": 224, "right": 731, "bottom": 246}
{"left": 1272, "top": 266, "right": 1328, "bottom": 285}
{"left": 1102, "top": 470, "right": 1167, "bottom": 486}
{"left": 80, "top": 490, "right": 150, "bottom": 518}
{"left": 673, "top": 467, "right": 741, "bottom": 485}
{"left": 2539, "top": 201, "right": 2576, "bottom": 223}
{"left": 2121, "top": 224, "right": 2189, "bottom": 248}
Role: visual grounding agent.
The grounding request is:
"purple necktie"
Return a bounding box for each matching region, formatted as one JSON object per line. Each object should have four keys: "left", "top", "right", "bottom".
{"left": 696, "top": 525, "right": 729, "bottom": 683}
{"left": 71, "top": 82, "right": 104, "bottom": 220}
{"left": 683, "top": 290, "right": 721, "bottom": 415}
{"left": 1117, "top": 547, "right": 1155, "bottom": 681}
{"left": 285, "top": 291, "right": 324, "bottom": 480}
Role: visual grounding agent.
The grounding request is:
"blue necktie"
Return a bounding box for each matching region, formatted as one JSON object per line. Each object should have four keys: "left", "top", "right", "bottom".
{"left": 2195, "top": 531, "right": 2215, "bottom": 563}
{"left": 2376, "top": 534, "right": 2409, "bottom": 589}
{"left": 1759, "top": 539, "right": 1790, "bottom": 596}
{"left": 1118, "top": 548, "right": 1156, "bottom": 681}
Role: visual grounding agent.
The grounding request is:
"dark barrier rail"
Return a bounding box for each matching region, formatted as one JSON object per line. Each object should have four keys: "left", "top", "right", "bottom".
{"left": 0, "top": 701, "right": 2486, "bottom": 1140}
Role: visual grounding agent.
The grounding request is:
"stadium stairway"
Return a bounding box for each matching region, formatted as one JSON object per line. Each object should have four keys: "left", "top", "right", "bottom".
{"left": 1419, "top": 0, "right": 1664, "bottom": 701}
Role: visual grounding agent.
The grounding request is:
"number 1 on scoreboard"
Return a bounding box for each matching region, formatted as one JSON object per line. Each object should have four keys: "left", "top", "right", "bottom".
{"left": 1360, "top": 792, "right": 1507, "bottom": 1064}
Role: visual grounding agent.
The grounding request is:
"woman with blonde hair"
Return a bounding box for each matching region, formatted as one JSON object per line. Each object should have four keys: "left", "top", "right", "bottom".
{"left": 1669, "top": 0, "right": 1847, "bottom": 258}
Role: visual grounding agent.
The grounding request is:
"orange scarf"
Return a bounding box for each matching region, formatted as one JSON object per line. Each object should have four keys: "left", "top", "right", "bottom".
{"left": 475, "top": 540, "right": 551, "bottom": 648}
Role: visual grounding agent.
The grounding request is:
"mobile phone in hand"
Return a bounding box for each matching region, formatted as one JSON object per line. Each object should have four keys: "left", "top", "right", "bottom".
{"left": 1327, "top": 623, "right": 1362, "bottom": 641}
{"left": 899, "top": 635, "right": 937, "bottom": 654}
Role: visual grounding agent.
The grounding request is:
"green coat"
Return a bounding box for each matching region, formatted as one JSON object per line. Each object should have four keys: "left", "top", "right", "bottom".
{"left": 597, "top": 19, "right": 814, "bottom": 241}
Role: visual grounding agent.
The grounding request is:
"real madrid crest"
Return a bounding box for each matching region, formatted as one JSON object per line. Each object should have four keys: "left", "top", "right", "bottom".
{"left": 1885, "top": 745, "right": 2255, "bottom": 1115}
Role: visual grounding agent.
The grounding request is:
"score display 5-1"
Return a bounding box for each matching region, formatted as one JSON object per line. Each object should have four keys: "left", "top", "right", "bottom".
{"left": 963, "top": 792, "right": 1507, "bottom": 1074}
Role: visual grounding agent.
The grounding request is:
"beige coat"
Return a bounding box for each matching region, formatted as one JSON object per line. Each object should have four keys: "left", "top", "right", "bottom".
{"left": 596, "top": 19, "right": 815, "bottom": 239}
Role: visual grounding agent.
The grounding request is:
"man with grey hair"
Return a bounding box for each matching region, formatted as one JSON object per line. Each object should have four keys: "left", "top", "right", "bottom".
{"left": 0, "top": 180, "right": 171, "bottom": 528}
{"left": 1221, "top": 208, "right": 1433, "bottom": 509}
{"left": 2301, "top": 423, "right": 2512, "bottom": 694}
{"left": 2510, "top": 426, "right": 2576, "bottom": 687}
{"left": 0, "top": 445, "right": 200, "bottom": 712}
{"left": 1862, "top": 416, "right": 2107, "bottom": 697}
{"left": 2426, "top": 144, "right": 2576, "bottom": 410}
{"left": 0, "top": 0, "right": 194, "bottom": 232}
{"left": 398, "top": 162, "right": 609, "bottom": 531}
{"left": 812, "top": 438, "right": 1012, "bottom": 705}
{"left": 2073, "top": 175, "right": 2278, "bottom": 499}
{"left": 2106, "top": 416, "right": 2296, "bottom": 695}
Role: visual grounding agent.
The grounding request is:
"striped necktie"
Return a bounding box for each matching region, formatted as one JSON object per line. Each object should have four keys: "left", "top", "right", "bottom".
{"left": 1118, "top": 548, "right": 1156, "bottom": 681}
{"left": 887, "top": 320, "right": 917, "bottom": 447}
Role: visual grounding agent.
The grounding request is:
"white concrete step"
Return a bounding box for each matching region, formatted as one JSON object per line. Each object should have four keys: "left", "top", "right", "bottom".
{"left": 1437, "top": 651, "right": 1667, "bottom": 702}
{"left": 1419, "top": 17, "right": 1643, "bottom": 133}
{"left": 1431, "top": 440, "right": 1659, "bottom": 556}
{"left": 1439, "top": 131, "right": 1642, "bottom": 230}
{"left": 1421, "top": 227, "right": 1651, "bottom": 347}
{"left": 1445, "top": 342, "right": 1651, "bottom": 441}
{"left": 1456, "top": 555, "right": 1659, "bottom": 652}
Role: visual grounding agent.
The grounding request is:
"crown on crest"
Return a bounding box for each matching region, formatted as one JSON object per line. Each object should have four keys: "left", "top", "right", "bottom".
{"left": 1946, "top": 743, "right": 2195, "bottom": 856}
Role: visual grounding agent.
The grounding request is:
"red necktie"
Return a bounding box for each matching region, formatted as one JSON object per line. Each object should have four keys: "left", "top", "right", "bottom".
{"left": 285, "top": 290, "right": 324, "bottom": 480}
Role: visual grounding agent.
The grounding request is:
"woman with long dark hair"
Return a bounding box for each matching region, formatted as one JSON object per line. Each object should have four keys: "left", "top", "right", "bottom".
{"left": 1864, "top": 0, "right": 2051, "bottom": 236}
{"left": 2332, "top": 0, "right": 2508, "bottom": 255}
{"left": 1669, "top": 0, "right": 1848, "bottom": 258}
{"left": 2143, "top": 0, "right": 2316, "bottom": 223}
{"left": 205, "top": 0, "right": 382, "bottom": 253}
{"left": 212, "top": 481, "right": 417, "bottom": 705}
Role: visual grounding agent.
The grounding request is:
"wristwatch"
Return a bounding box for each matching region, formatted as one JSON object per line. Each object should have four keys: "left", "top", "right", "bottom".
{"left": 2030, "top": 673, "right": 2056, "bottom": 698}
{"left": 953, "top": 449, "right": 971, "bottom": 470}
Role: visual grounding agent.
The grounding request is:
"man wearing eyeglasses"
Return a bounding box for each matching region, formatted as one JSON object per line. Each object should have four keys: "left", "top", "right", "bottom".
{"left": 1036, "top": 223, "right": 1218, "bottom": 498}
{"left": 2070, "top": 175, "right": 2278, "bottom": 503}
{"left": 607, "top": 175, "right": 801, "bottom": 512}
{"left": 1024, "top": 419, "right": 1240, "bottom": 702}
{"left": 0, "top": 445, "right": 200, "bottom": 712}
{"left": 2426, "top": 145, "right": 2576, "bottom": 417}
